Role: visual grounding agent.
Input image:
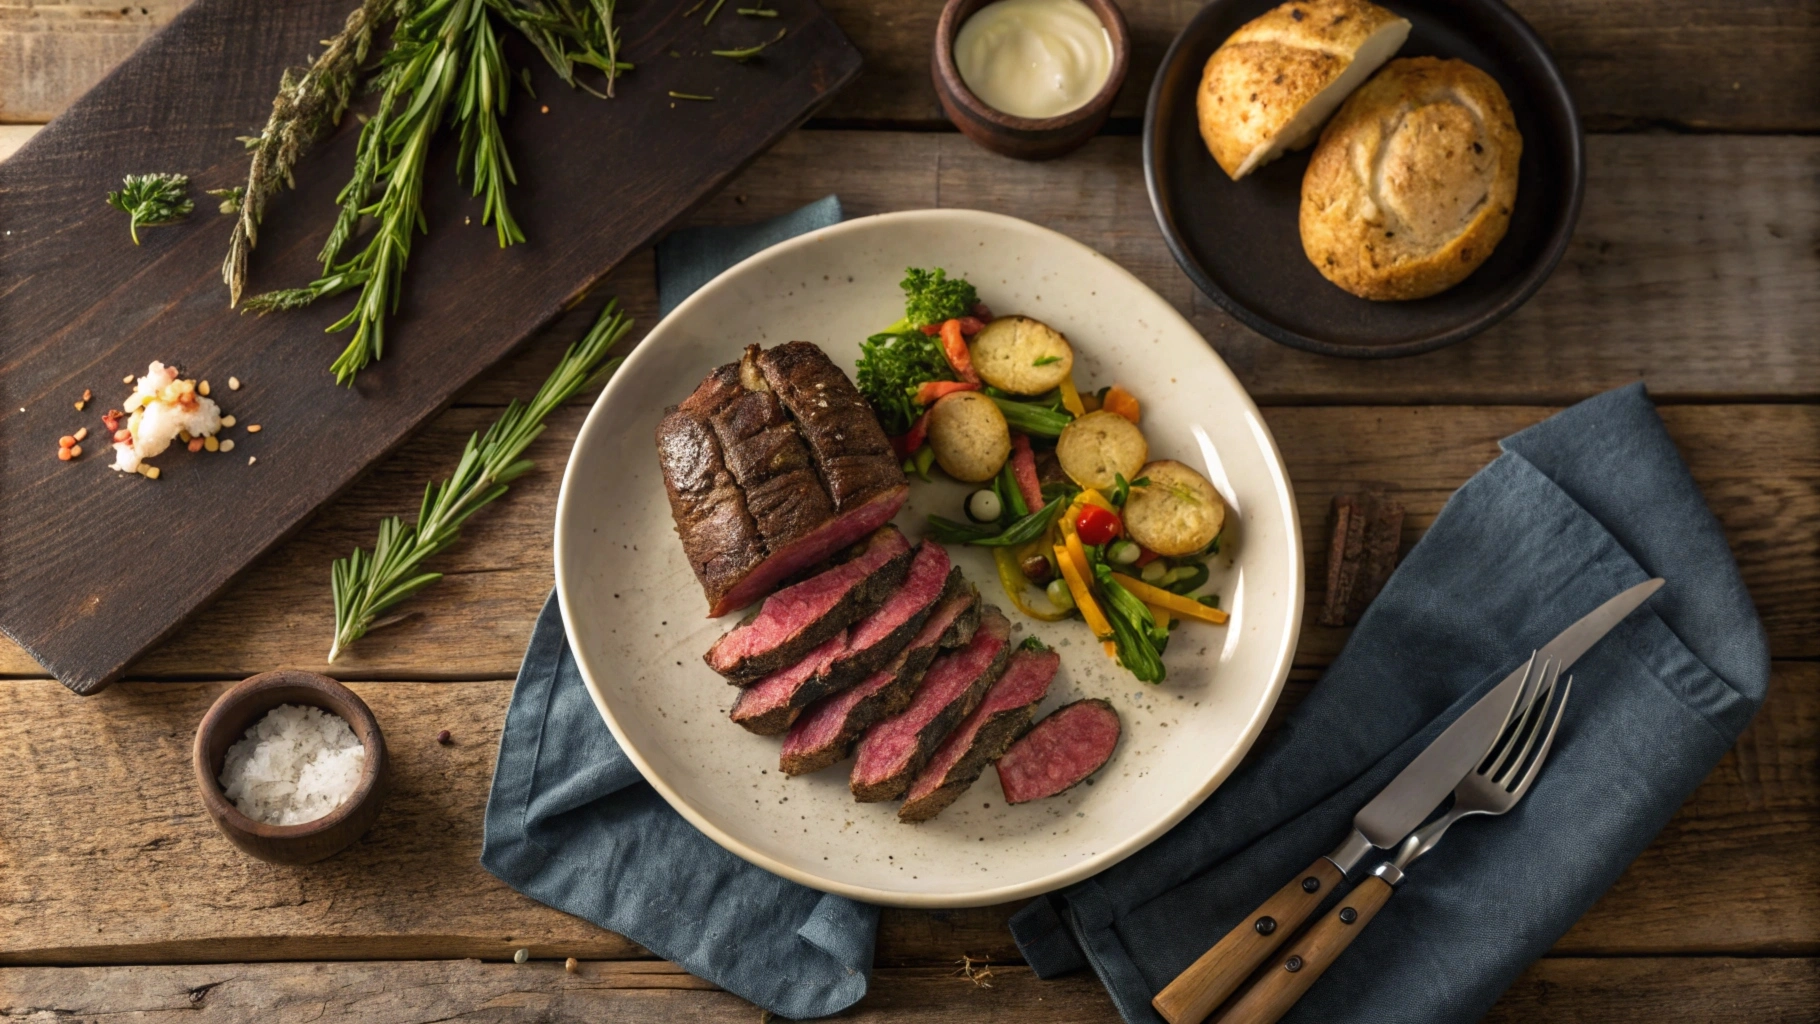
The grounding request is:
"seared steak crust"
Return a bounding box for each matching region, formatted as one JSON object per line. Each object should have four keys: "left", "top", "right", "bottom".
{"left": 660, "top": 345, "right": 910, "bottom": 617}
{"left": 756, "top": 342, "right": 905, "bottom": 511}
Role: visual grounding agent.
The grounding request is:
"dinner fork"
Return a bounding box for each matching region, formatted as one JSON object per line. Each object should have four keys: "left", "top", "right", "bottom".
{"left": 1210, "top": 658, "right": 1573, "bottom": 1024}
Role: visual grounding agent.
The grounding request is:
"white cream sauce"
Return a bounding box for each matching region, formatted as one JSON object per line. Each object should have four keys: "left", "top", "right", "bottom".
{"left": 955, "top": 0, "right": 1113, "bottom": 120}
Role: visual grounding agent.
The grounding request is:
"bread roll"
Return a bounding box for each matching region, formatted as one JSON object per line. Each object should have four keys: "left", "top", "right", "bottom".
{"left": 1196, "top": 0, "right": 1410, "bottom": 181}
{"left": 1299, "top": 57, "right": 1522, "bottom": 300}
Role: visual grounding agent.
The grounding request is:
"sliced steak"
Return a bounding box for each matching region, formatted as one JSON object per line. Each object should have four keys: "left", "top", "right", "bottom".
{"left": 898, "top": 645, "right": 1061, "bottom": 822}
{"left": 819, "top": 542, "right": 954, "bottom": 689}
{"left": 656, "top": 365, "right": 766, "bottom": 609}
{"left": 995, "top": 698, "right": 1122, "bottom": 805}
{"left": 850, "top": 607, "right": 1012, "bottom": 802}
{"left": 729, "top": 630, "right": 848, "bottom": 736}
{"left": 756, "top": 342, "right": 906, "bottom": 512}
{"left": 705, "top": 526, "right": 912, "bottom": 682}
{"left": 780, "top": 580, "right": 980, "bottom": 776}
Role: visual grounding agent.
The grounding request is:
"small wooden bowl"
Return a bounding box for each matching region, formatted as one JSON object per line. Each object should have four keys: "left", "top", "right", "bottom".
{"left": 933, "top": 0, "right": 1131, "bottom": 160}
{"left": 193, "top": 669, "right": 389, "bottom": 865}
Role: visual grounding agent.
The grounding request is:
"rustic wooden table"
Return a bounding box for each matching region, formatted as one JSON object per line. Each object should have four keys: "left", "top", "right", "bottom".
{"left": 3, "top": 1, "right": 1816, "bottom": 1020}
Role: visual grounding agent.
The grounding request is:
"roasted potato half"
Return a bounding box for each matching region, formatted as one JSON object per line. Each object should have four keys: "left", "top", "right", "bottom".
{"left": 927, "top": 391, "right": 1011, "bottom": 483}
{"left": 1056, "top": 410, "right": 1148, "bottom": 491}
{"left": 969, "top": 316, "right": 1074, "bottom": 395}
{"left": 1123, "top": 460, "right": 1225, "bottom": 556}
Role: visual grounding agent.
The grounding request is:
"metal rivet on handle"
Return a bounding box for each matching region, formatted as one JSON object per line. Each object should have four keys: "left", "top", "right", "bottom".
{"left": 1285, "top": 955, "right": 1304, "bottom": 972}
{"left": 1339, "top": 907, "right": 1358, "bottom": 925}
{"left": 1255, "top": 916, "right": 1277, "bottom": 935}
{"left": 1301, "top": 877, "right": 1321, "bottom": 893}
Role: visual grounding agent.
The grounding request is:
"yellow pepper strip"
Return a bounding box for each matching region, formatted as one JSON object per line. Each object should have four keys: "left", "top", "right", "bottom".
{"left": 1054, "top": 543, "right": 1113, "bottom": 639}
{"left": 1110, "top": 573, "right": 1231, "bottom": 625}
{"left": 994, "top": 547, "right": 1071, "bottom": 622}
{"left": 1058, "top": 374, "right": 1087, "bottom": 418}
{"left": 1146, "top": 602, "right": 1172, "bottom": 631}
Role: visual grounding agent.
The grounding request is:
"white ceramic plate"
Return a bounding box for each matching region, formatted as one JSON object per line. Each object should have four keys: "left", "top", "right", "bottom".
{"left": 555, "top": 209, "right": 1301, "bottom": 908}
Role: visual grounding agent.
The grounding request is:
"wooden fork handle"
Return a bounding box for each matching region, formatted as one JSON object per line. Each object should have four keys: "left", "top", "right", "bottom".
{"left": 1210, "top": 875, "right": 1396, "bottom": 1024}
{"left": 1151, "top": 857, "right": 1346, "bottom": 1024}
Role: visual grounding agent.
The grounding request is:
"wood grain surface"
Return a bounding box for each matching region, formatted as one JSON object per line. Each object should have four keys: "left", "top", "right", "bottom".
{"left": 0, "top": 0, "right": 860, "bottom": 694}
{"left": 6, "top": 0, "right": 1817, "bottom": 130}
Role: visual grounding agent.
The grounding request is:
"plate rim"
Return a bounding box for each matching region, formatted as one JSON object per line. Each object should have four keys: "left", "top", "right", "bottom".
{"left": 553, "top": 208, "right": 1304, "bottom": 908}
{"left": 1141, "top": 0, "right": 1587, "bottom": 359}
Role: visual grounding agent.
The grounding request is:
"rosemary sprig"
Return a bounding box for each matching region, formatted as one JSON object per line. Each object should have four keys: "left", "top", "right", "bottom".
{"left": 328, "top": 300, "right": 633, "bottom": 660}
{"left": 703, "top": 0, "right": 727, "bottom": 23}
{"left": 669, "top": 91, "right": 715, "bottom": 101}
{"left": 221, "top": 0, "right": 398, "bottom": 306}
{"left": 106, "top": 173, "right": 194, "bottom": 244}
{"left": 712, "top": 28, "right": 785, "bottom": 61}
{"left": 737, "top": 7, "right": 778, "bottom": 15}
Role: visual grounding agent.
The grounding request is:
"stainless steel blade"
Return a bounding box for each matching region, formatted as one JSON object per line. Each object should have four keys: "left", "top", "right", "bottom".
{"left": 1350, "top": 577, "right": 1664, "bottom": 849}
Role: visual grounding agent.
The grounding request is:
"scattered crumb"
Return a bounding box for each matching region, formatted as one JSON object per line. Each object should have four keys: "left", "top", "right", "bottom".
{"left": 540, "top": 105, "right": 549, "bottom": 113}
{"left": 220, "top": 439, "right": 235, "bottom": 453}
{"left": 248, "top": 456, "right": 257, "bottom": 465}
{"left": 513, "top": 948, "right": 529, "bottom": 964}
{"left": 565, "top": 957, "right": 578, "bottom": 974}
{"left": 228, "top": 376, "right": 241, "bottom": 390}
{"left": 247, "top": 424, "right": 261, "bottom": 433}
{"left": 954, "top": 955, "right": 994, "bottom": 989}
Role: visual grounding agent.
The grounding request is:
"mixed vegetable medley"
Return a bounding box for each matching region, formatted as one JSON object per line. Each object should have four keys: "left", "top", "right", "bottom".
{"left": 856, "top": 268, "right": 1231, "bottom": 684}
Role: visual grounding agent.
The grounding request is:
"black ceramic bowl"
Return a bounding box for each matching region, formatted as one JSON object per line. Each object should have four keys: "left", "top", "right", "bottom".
{"left": 1144, "top": 0, "right": 1583, "bottom": 358}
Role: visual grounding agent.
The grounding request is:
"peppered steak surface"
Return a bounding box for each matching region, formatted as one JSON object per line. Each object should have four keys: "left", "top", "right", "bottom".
{"left": 850, "top": 607, "right": 1012, "bottom": 803}
{"left": 658, "top": 343, "right": 908, "bottom": 617}
{"left": 706, "top": 526, "right": 912, "bottom": 683}
{"left": 898, "top": 646, "right": 1060, "bottom": 822}
{"left": 780, "top": 578, "right": 979, "bottom": 776}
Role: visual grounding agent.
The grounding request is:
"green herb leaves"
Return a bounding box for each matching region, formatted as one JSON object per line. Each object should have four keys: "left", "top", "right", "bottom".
{"left": 106, "top": 173, "right": 194, "bottom": 244}
{"left": 329, "top": 300, "right": 633, "bottom": 660}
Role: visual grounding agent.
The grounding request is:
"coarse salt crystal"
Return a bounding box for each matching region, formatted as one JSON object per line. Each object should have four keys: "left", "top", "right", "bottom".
{"left": 219, "top": 704, "right": 366, "bottom": 826}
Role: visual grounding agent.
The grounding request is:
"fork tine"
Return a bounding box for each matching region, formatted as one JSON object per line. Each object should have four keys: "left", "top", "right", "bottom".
{"left": 1479, "top": 652, "right": 1541, "bottom": 774}
{"left": 1505, "top": 675, "right": 1573, "bottom": 801}
{"left": 1493, "top": 657, "right": 1561, "bottom": 785}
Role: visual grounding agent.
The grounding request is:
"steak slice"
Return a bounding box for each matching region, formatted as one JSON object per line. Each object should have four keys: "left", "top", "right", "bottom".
{"left": 755, "top": 342, "right": 906, "bottom": 512}
{"left": 995, "top": 698, "right": 1122, "bottom": 805}
{"left": 850, "top": 607, "right": 1012, "bottom": 802}
{"left": 819, "top": 542, "right": 953, "bottom": 689}
{"left": 898, "top": 645, "right": 1061, "bottom": 822}
{"left": 729, "top": 630, "right": 848, "bottom": 736}
{"left": 705, "top": 526, "right": 912, "bottom": 682}
{"left": 780, "top": 579, "right": 979, "bottom": 776}
{"left": 661, "top": 345, "right": 910, "bottom": 617}
{"left": 656, "top": 366, "right": 767, "bottom": 609}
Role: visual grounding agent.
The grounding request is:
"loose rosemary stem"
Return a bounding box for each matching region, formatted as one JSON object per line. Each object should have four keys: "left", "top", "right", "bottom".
{"left": 328, "top": 300, "right": 633, "bottom": 661}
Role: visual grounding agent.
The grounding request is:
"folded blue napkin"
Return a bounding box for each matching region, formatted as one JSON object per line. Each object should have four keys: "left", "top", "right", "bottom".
{"left": 481, "top": 196, "right": 882, "bottom": 1020}
{"left": 1010, "top": 383, "right": 1770, "bottom": 1023}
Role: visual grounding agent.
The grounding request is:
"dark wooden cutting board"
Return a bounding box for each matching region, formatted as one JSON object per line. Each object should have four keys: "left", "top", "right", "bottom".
{"left": 0, "top": 0, "right": 862, "bottom": 695}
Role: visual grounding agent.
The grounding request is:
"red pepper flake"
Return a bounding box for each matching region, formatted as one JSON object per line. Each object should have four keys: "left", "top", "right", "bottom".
{"left": 58, "top": 435, "right": 76, "bottom": 449}
{"left": 918, "top": 323, "right": 941, "bottom": 336}
{"left": 57, "top": 446, "right": 73, "bottom": 461}
{"left": 187, "top": 437, "right": 205, "bottom": 453}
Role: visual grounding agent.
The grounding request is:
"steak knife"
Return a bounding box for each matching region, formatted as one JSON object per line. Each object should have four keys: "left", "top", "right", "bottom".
{"left": 1150, "top": 577, "right": 1664, "bottom": 1024}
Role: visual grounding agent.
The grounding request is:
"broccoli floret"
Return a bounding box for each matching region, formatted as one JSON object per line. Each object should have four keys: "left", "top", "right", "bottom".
{"left": 900, "top": 267, "right": 978, "bottom": 328}
{"left": 856, "top": 329, "right": 954, "bottom": 435}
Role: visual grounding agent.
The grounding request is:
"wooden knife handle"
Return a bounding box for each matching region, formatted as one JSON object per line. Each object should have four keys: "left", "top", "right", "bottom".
{"left": 1151, "top": 857, "right": 1347, "bottom": 1024}
{"left": 1210, "top": 875, "right": 1396, "bottom": 1024}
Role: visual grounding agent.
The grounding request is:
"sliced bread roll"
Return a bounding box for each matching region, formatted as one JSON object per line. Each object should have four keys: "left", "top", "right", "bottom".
{"left": 1196, "top": 0, "right": 1410, "bottom": 181}
{"left": 1299, "top": 56, "right": 1523, "bottom": 300}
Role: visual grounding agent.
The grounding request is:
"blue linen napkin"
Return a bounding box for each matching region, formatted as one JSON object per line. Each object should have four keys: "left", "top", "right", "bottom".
{"left": 481, "top": 196, "right": 880, "bottom": 1020}
{"left": 1009, "top": 383, "right": 1770, "bottom": 1023}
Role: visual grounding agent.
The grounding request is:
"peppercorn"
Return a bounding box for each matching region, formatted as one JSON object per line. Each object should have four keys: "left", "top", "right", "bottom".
{"left": 437, "top": 729, "right": 452, "bottom": 745}
{"left": 1018, "top": 553, "right": 1054, "bottom": 584}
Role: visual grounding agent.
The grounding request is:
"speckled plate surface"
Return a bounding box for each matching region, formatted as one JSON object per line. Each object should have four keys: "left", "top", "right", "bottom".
{"left": 554, "top": 209, "right": 1302, "bottom": 908}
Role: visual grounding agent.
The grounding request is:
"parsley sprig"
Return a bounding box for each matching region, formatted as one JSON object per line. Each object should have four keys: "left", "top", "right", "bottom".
{"left": 328, "top": 299, "right": 632, "bottom": 660}
{"left": 106, "top": 173, "right": 194, "bottom": 244}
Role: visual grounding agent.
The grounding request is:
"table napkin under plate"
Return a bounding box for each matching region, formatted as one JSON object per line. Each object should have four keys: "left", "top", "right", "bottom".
{"left": 1009, "top": 383, "right": 1770, "bottom": 1023}
{"left": 482, "top": 196, "right": 1767, "bottom": 1022}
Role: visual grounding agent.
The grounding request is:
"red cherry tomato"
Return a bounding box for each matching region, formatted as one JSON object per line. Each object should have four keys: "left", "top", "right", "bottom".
{"left": 1075, "top": 504, "right": 1122, "bottom": 546}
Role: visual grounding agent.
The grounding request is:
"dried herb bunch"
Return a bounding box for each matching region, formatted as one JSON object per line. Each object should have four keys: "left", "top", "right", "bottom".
{"left": 229, "top": 0, "right": 632, "bottom": 384}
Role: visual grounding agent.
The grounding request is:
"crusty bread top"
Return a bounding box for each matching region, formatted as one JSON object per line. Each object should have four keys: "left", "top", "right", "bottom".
{"left": 1196, "top": 0, "right": 1409, "bottom": 179}
{"left": 1299, "top": 56, "right": 1522, "bottom": 300}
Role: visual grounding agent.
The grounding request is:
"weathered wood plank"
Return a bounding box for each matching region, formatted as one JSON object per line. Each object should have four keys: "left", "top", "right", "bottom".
{"left": 6, "top": 0, "right": 1818, "bottom": 130}
{"left": 0, "top": 400, "right": 1803, "bottom": 680}
{"left": 1, "top": 957, "right": 1816, "bottom": 1022}
{"left": 0, "top": 665, "right": 1810, "bottom": 965}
